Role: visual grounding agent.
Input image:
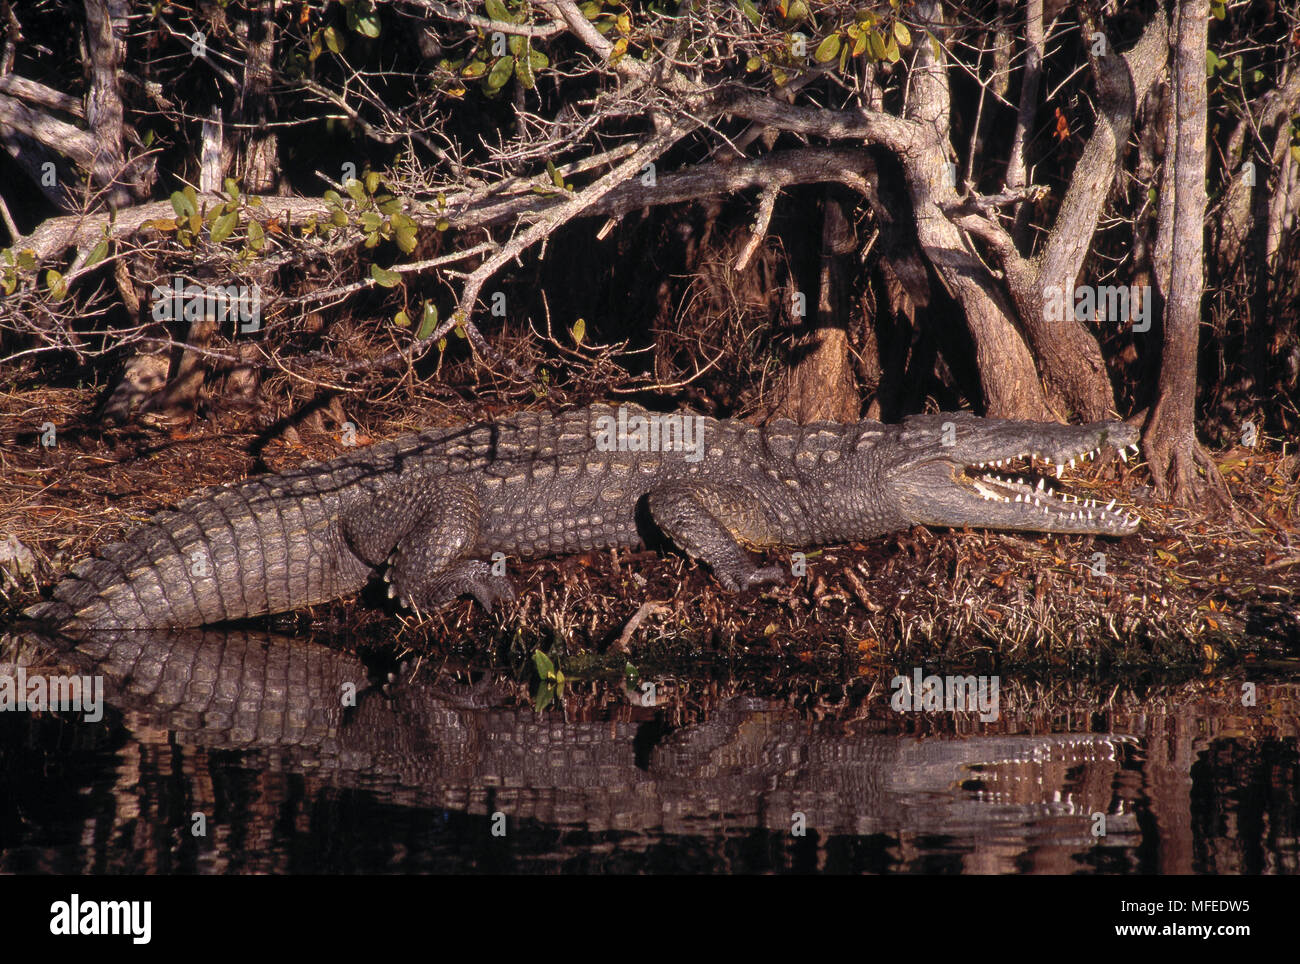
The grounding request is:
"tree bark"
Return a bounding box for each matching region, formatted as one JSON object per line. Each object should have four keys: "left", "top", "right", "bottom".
{"left": 1144, "top": 0, "right": 1229, "bottom": 507}
{"left": 774, "top": 193, "right": 860, "bottom": 423}
{"left": 229, "top": 0, "right": 280, "bottom": 194}
{"left": 904, "top": 0, "right": 1054, "bottom": 419}
{"left": 82, "top": 0, "right": 147, "bottom": 204}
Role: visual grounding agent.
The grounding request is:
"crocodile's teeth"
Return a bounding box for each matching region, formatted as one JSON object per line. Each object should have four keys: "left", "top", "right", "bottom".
{"left": 1119, "top": 449, "right": 1128, "bottom": 463}
{"left": 1037, "top": 479, "right": 1046, "bottom": 491}
{"left": 1054, "top": 463, "right": 1064, "bottom": 476}
{"left": 1106, "top": 499, "right": 1116, "bottom": 510}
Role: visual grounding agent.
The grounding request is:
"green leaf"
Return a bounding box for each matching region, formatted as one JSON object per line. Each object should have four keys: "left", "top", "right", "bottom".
{"left": 571, "top": 317, "right": 586, "bottom": 344}
{"left": 247, "top": 220, "right": 265, "bottom": 250}
{"left": 84, "top": 239, "right": 110, "bottom": 269}
{"left": 528, "top": 49, "right": 549, "bottom": 71}
{"left": 740, "top": 0, "right": 761, "bottom": 28}
{"left": 361, "top": 212, "right": 383, "bottom": 233}
{"left": 436, "top": 218, "right": 451, "bottom": 231}
{"left": 348, "top": 4, "right": 381, "bottom": 38}
{"left": 330, "top": 209, "right": 348, "bottom": 227}
{"left": 324, "top": 25, "right": 342, "bottom": 53}
{"left": 508, "top": 34, "right": 526, "bottom": 56}
{"left": 45, "top": 268, "right": 67, "bottom": 300}
{"left": 484, "top": 0, "right": 510, "bottom": 22}
{"left": 532, "top": 649, "right": 556, "bottom": 679}
{"left": 487, "top": 55, "right": 515, "bottom": 90}
{"left": 515, "top": 54, "right": 535, "bottom": 89}
{"left": 324, "top": 189, "right": 343, "bottom": 207}
{"left": 1210, "top": 1, "right": 1226, "bottom": 20}
{"left": 534, "top": 679, "right": 555, "bottom": 712}
{"left": 223, "top": 177, "right": 240, "bottom": 198}
{"left": 170, "top": 190, "right": 196, "bottom": 218}
{"left": 210, "top": 210, "right": 238, "bottom": 243}
{"left": 364, "top": 171, "right": 381, "bottom": 194}
{"left": 394, "top": 223, "right": 418, "bottom": 254}
{"left": 394, "top": 309, "right": 412, "bottom": 327}
{"left": 547, "top": 159, "right": 564, "bottom": 188}
{"left": 344, "top": 178, "right": 366, "bottom": 202}
{"left": 884, "top": 35, "right": 900, "bottom": 63}
{"left": 893, "top": 20, "right": 911, "bottom": 46}
{"left": 745, "top": 55, "right": 762, "bottom": 72}
{"left": 462, "top": 58, "right": 488, "bottom": 78}
{"left": 417, "top": 302, "right": 439, "bottom": 339}
{"left": 371, "top": 264, "right": 402, "bottom": 287}
{"left": 813, "top": 34, "right": 841, "bottom": 63}
{"left": 183, "top": 185, "right": 198, "bottom": 214}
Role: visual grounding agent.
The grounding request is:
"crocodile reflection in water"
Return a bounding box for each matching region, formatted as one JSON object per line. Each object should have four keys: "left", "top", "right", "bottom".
{"left": 11, "top": 626, "right": 1147, "bottom": 844}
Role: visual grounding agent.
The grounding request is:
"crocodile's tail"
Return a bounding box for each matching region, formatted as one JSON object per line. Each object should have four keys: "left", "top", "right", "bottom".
{"left": 25, "top": 474, "right": 360, "bottom": 630}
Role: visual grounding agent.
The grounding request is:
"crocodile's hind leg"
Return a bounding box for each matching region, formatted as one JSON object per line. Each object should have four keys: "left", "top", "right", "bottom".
{"left": 340, "top": 481, "right": 516, "bottom": 612}
{"left": 646, "top": 482, "right": 788, "bottom": 592}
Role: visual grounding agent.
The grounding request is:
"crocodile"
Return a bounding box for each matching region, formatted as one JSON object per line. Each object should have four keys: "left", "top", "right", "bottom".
{"left": 24, "top": 404, "right": 1140, "bottom": 630}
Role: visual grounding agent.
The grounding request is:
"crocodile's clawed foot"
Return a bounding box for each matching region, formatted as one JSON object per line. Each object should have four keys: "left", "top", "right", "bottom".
{"left": 466, "top": 572, "right": 518, "bottom": 613}
{"left": 715, "top": 564, "right": 789, "bottom": 593}
{"left": 742, "top": 564, "right": 790, "bottom": 590}
{"left": 401, "top": 559, "right": 517, "bottom": 613}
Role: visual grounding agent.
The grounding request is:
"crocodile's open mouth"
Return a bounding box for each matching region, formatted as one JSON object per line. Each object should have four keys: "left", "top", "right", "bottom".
{"left": 890, "top": 413, "right": 1143, "bottom": 536}
{"left": 959, "top": 441, "right": 1141, "bottom": 533}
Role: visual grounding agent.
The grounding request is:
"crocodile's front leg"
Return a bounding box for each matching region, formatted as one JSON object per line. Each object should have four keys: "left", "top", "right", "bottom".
{"left": 341, "top": 480, "right": 516, "bottom": 612}
{"left": 647, "top": 482, "right": 788, "bottom": 592}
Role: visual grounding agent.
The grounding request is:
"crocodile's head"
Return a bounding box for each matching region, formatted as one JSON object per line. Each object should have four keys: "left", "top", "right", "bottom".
{"left": 881, "top": 412, "right": 1141, "bottom": 535}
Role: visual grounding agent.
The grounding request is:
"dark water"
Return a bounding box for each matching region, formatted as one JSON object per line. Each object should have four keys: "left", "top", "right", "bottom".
{"left": 1, "top": 626, "right": 1297, "bottom": 874}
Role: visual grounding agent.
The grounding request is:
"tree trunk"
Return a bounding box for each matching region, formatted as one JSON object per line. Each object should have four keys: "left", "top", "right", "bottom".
{"left": 82, "top": 0, "right": 147, "bottom": 204}
{"left": 774, "top": 193, "right": 860, "bottom": 423}
{"left": 230, "top": 0, "right": 280, "bottom": 194}
{"left": 906, "top": 0, "right": 1054, "bottom": 420}
{"left": 1144, "top": 0, "right": 1229, "bottom": 507}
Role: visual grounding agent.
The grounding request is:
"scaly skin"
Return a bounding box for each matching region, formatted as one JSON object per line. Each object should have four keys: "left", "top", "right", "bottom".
{"left": 25, "top": 405, "right": 1140, "bottom": 629}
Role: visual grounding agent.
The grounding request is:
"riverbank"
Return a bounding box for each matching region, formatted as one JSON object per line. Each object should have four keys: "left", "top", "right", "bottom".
{"left": 2, "top": 387, "right": 1296, "bottom": 668}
